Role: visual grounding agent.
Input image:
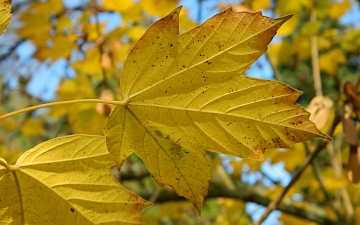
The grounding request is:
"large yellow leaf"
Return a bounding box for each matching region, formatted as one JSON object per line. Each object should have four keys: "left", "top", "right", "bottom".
{"left": 104, "top": 7, "right": 330, "bottom": 213}
{"left": 0, "top": 135, "right": 150, "bottom": 224}
{"left": 0, "top": 0, "right": 11, "bottom": 35}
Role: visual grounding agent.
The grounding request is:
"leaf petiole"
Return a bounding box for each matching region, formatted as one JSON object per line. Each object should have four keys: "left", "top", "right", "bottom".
{"left": 0, "top": 160, "right": 19, "bottom": 171}
{"left": 0, "top": 99, "right": 127, "bottom": 121}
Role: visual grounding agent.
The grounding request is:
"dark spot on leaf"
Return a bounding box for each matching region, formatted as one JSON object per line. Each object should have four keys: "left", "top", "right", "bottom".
{"left": 154, "top": 130, "right": 163, "bottom": 137}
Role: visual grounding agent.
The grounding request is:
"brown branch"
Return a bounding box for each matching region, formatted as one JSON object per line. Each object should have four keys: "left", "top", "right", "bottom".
{"left": 136, "top": 179, "right": 348, "bottom": 225}
{"left": 0, "top": 38, "right": 26, "bottom": 61}
{"left": 254, "top": 111, "right": 341, "bottom": 225}
{"left": 118, "top": 156, "right": 347, "bottom": 224}
{"left": 265, "top": 52, "right": 282, "bottom": 82}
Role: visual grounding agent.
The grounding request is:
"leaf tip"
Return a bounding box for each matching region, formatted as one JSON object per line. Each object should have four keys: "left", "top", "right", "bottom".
{"left": 320, "top": 133, "right": 333, "bottom": 142}
{"left": 173, "top": 5, "right": 182, "bottom": 14}
{"left": 115, "top": 161, "right": 124, "bottom": 171}
{"left": 280, "top": 14, "right": 293, "bottom": 24}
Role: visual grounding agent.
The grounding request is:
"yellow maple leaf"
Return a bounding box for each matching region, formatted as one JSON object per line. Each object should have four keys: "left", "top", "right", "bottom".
{"left": 271, "top": 143, "right": 307, "bottom": 171}
{"left": 319, "top": 48, "right": 346, "bottom": 76}
{"left": 50, "top": 75, "right": 106, "bottom": 134}
{"left": 0, "top": 0, "right": 11, "bottom": 35}
{"left": 103, "top": 0, "right": 134, "bottom": 13}
{"left": 252, "top": 0, "right": 271, "bottom": 12}
{"left": 0, "top": 135, "right": 150, "bottom": 224}
{"left": 268, "top": 40, "right": 292, "bottom": 66}
{"left": 104, "top": 7, "right": 330, "bottom": 213}
{"left": 0, "top": 146, "right": 22, "bottom": 165}
{"left": 72, "top": 48, "right": 103, "bottom": 77}
{"left": 34, "top": 34, "right": 77, "bottom": 61}
{"left": 18, "top": 13, "right": 51, "bottom": 45}
{"left": 20, "top": 118, "right": 44, "bottom": 136}
{"left": 277, "top": 14, "right": 299, "bottom": 36}
{"left": 279, "top": 212, "right": 317, "bottom": 225}
{"left": 141, "top": 0, "right": 178, "bottom": 17}
{"left": 328, "top": 0, "right": 352, "bottom": 20}
{"left": 29, "top": 0, "right": 63, "bottom": 15}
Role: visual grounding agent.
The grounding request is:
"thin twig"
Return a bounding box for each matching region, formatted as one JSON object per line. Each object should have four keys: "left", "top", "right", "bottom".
{"left": 254, "top": 111, "right": 340, "bottom": 225}
{"left": 265, "top": 52, "right": 282, "bottom": 82}
{"left": 93, "top": 3, "right": 108, "bottom": 86}
{"left": 310, "top": 1, "right": 323, "bottom": 97}
{"left": 327, "top": 140, "right": 354, "bottom": 219}
{"left": 0, "top": 99, "right": 126, "bottom": 121}
{"left": 149, "top": 186, "right": 162, "bottom": 203}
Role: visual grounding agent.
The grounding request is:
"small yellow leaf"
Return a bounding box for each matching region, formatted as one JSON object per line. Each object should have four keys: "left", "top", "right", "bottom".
{"left": 318, "top": 35, "right": 332, "bottom": 51}
{"left": 291, "top": 36, "right": 311, "bottom": 59}
{"left": 268, "top": 40, "right": 292, "bottom": 66}
{"left": 300, "top": 21, "right": 321, "bottom": 36}
{"left": 271, "top": 143, "right": 307, "bottom": 171}
{"left": 121, "top": 3, "right": 143, "bottom": 22}
{"left": 30, "top": 0, "right": 63, "bottom": 15}
{"left": 179, "top": 9, "right": 197, "bottom": 31}
{"left": 0, "top": 146, "right": 22, "bottom": 165}
{"left": 34, "top": 34, "right": 77, "bottom": 61}
{"left": 279, "top": 212, "right": 317, "bottom": 225}
{"left": 56, "top": 15, "right": 73, "bottom": 32}
{"left": 0, "top": 135, "right": 150, "bottom": 224}
{"left": 323, "top": 176, "right": 348, "bottom": 190}
{"left": 277, "top": 14, "right": 299, "bottom": 37}
{"left": 252, "top": 0, "right": 271, "bottom": 12}
{"left": 20, "top": 118, "right": 44, "bottom": 136}
{"left": 275, "top": 0, "right": 311, "bottom": 14}
{"left": 50, "top": 75, "right": 106, "bottom": 134}
{"left": 141, "top": 0, "right": 178, "bottom": 17}
{"left": 128, "top": 25, "right": 147, "bottom": 42}
{"left": 158, "top": 201, "right": 193, "bottom": 219}
{"left": 103, "top": 0, "right": 134, "bottom": 13}
{"left": 72, "top": 48, "right": 103, "bottom": 78}
{"left": 18, "top": 13, "right": 50, "bottom": 45}
{"left": 341, "top": 28, "right": 360, "bottom": 52}
{"left": 0, "top": 110, "right": 18, "bottom": 131}
{"left": 0, "top": 0, "right": 11, "bottom": 35}
{"left": 319, "top": 48, "right": 346, "bottom": 76}
{"left": 328, "top": 0, "right": 352, "bottom": 20}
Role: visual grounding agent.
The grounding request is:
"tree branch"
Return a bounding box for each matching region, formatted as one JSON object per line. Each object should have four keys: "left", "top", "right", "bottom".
{"left": 254, "top": 111, "right": 340, "bottom": 225}
{"left": 136, "top": 179, "right": 348, "bottom": 225}
{"left": 118, "top": 155, "right": 346, "bottom": 224}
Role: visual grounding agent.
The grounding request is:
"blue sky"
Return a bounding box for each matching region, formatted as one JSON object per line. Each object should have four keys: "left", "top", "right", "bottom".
{"left": 16, "top": 0, "right": 360, "bottom": 101}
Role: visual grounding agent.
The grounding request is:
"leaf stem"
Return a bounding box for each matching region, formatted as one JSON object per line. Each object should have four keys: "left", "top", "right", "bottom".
{"left": 254, "top": 111, "right": 340, "bottom": 225}
{"left": 0, "top": 160, "right": 19, "bottom": 171}
{"left": 0, "top": 99, "right": 127, "bottom": 121}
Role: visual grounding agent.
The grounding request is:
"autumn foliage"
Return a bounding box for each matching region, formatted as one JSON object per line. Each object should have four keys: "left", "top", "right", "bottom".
{"left": 1, "top": 0, "right": 360, "bottom": 224}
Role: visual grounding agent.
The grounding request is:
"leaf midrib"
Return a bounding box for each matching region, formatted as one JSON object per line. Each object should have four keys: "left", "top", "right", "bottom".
{"left": 127, "top": 100, "right": 317, "bottom": 135}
